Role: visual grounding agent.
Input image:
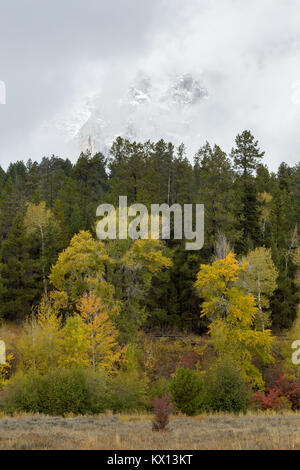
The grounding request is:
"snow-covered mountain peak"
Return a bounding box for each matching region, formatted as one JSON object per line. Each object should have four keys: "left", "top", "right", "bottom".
{"left": 41, "top": 72, "right": 209, "bottom": 158}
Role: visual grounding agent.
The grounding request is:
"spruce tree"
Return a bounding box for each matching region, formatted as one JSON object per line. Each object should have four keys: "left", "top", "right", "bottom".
{"left": 0, "top": 212, "right": 39, "bottom": 321}
{"left": 194, "top": 142, "right": 235, "bottom": 254}
{"left": 231, "top": 131, "right": 264, "bottom": 253}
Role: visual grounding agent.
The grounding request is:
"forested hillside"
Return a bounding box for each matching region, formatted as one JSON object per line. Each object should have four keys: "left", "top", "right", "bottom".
{"left": 0, "top": 130, "right": 299, "bottom": 333}
{"left": 0, "top": 130, "right": 299, "bottom": 417}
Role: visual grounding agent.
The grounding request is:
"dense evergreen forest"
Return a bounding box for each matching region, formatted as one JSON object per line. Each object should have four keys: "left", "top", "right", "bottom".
{"left": 0, "top": 129, "right": 299, "bottom": 337}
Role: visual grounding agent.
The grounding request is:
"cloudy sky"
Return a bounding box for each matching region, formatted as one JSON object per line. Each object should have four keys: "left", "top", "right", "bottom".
{"left": 1, "top": 0, "right": 300, "bottom": 170}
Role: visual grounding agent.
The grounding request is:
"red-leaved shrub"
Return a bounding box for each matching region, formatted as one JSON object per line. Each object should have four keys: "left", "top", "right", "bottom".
{"left": 254, "top": 375, "right": 300, "bottom": 411}
{"left": 152, "top": 395, "right": 173, "bottom": 432}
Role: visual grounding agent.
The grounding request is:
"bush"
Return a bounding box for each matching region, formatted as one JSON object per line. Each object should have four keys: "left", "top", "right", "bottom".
{"left": 107, "top": 371, "right": 148, "bottom": 413}
{"left": 1, "top": 368, "right": 108, "bottom": 415}
{"left": 254, "top": 375, "right": 300, "bottom": 411}
{"left": 152, "top": 396, "right": 172, "bottom": 432}
{"left": 170, "top": 368, "right": 204, "bottom": 415}
{"left": 204, "top": 363, "right": 250, "bottom": 413}
{"left": 0, "top": 368, "right": 150, "bottom": 415}
{"left": 253, "top": 389, "right": 291, "bottom": 411}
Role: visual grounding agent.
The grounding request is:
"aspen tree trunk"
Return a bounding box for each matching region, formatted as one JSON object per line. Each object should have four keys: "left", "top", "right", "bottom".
{"left": 257, "top": 275, "right": 264, "bottom": 332}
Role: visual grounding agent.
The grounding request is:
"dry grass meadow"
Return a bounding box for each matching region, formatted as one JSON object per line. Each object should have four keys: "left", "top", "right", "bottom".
{"left": 0, "top": 411, "right": 298, "bottom": 450}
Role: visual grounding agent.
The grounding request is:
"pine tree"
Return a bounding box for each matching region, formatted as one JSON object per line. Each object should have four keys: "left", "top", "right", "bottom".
{"left": 72, "top": 151, "right": 108, "bottom": 228}
{"left": 231, "top": 131, "right": 264, "bottom": 177}
{"left": 231, "top": 131, "right": 264, "bottom": 253}
{"left": 194, "top": 142, "right": 235, "bottom": 254}
{"left": 108, "top": 139, "right": 149, "bottom": 205}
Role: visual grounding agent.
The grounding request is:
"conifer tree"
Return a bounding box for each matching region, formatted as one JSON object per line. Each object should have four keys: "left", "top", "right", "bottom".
{"left": 0, "top": 213, "right": 39, "bottom": 321}
{"left": 231, "top": 131, "right": 264, "bottom": 253}
{"left": 194, "top": 142, "right": 235, "bottom": 254}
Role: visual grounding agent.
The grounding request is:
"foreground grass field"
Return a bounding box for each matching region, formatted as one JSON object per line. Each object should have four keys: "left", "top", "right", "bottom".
{"left": 0, "top": 412, "right": 299, "bottom": 450}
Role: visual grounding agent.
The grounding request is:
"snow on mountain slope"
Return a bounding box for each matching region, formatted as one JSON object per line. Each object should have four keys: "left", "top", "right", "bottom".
{"left": 41, "top": 73, "right": 208, "bottom": 157}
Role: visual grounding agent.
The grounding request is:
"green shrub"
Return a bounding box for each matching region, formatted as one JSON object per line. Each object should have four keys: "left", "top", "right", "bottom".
{"left": 1, "top": 368, "right": 108, "bottom": 415}
{"left": 107, "top": 371, "right": 148, "bottom": 412}
{"left": 204, "top": 362, "right": 250, "bottom": 413}
{"left": 2, "top": 370, "right": 41, "bottom": 414}
{"left": 84, "top": 369, "right": 109, "bottom": 413}
{"left": 1, "top": 368, "right": 149, "bottom": 415}
{"left": 170, "top": 368, "right": 204, "bottom": 415}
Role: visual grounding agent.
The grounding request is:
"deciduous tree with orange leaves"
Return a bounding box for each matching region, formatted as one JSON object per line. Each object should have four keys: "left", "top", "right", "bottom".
{"left": 77, "top": 293, "right": 123, "bottom": 372}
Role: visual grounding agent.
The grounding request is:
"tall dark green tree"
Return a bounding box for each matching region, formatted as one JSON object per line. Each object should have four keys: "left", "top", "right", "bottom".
{"left": 194, "top": 142, "right": 235, "bottom": 255}
{"left": 72, "top": 151, "right": 108, "bottom": 228}
{"left": 0, "top": 213, "right": 40, "bottom": 322}
{"left": 231, "top": 130, "right": 264, "bottom": 253}
{"left": 108, "top": 138, "right": 150, "bottom": 205}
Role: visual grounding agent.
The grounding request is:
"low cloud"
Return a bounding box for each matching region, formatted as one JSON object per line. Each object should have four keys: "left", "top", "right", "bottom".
{"left": 1, "top": 0, "right": 300, "bottom": 170}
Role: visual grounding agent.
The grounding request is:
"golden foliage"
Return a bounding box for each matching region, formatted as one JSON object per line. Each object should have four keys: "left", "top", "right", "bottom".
{"left": 122, "top": 239, "right": 172, "bottom": 275}
{"left": 195, "top": 253, "right": 274, "bottom": 388}
{"left": 77, "top": 293, "right": 124, "bottom": 372}
{"left": 18, "top": 299, "right": 62, "bottom": 373}
{"left": 241, "top": 247, "right": 278, "bottom": 330}
{"left": 24, "top": 202, "right": 53, "bottom": 233}
{"left": 49, "top": 231, "right": 115, "bottom": 312}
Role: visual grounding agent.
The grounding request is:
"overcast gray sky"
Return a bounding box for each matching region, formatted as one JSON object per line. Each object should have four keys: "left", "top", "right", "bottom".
{"left": 1, "top": 0, "right": 300, "bottom": 171}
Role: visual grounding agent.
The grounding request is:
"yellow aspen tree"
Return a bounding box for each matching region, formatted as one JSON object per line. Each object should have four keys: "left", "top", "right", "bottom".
{"left": 241, "top": 247, "right": 278, "bottom": 331}
{"left": 59, "top": 315, "right": 90, "bottom": 369}
{"left": 194, "top": 253, "right": 274, "bottom": 388}
{"left": 18, "top": 299, "right": 62, "bottom": 373}
{"left": 122, "top": 239, "right": 172, "bottom": 276}
{"left": 77, "top": 293, "right": 122, "bottom": 372}
{"left": 106, "top": 238, "right": 172, "bottom": 341}
{"left": 49, "top": 231, "right": 115, "bottom": 314}
{"left": 24, "top": 201, "right": 54, "bottom": 299}
{"left": 258, "top": 192, "right": 272, "bottom": 242}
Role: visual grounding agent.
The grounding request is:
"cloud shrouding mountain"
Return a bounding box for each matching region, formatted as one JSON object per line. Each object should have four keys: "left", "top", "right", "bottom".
{"left": 1, "top": 0, "right": 300, "bottom": 170}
